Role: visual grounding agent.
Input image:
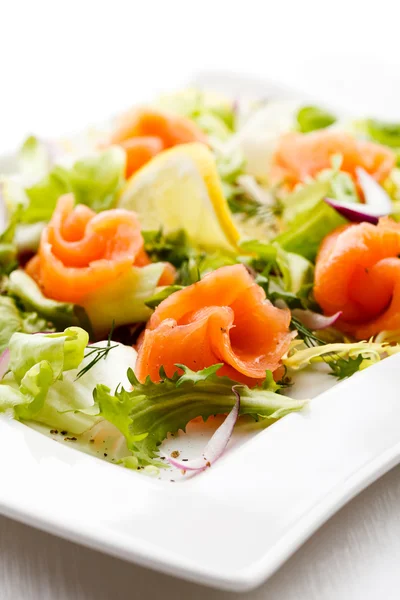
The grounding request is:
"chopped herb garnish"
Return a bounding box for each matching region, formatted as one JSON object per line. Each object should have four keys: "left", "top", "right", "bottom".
{"left": 75, "top": 320, "right": 117, "bottom": 380}
{"left": 291, "top": 316, "right": 326, "bottom": 347}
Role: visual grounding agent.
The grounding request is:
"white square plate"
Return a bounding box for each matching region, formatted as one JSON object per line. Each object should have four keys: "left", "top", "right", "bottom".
{"left": 1, "top": 72, "right": 400, "bottom": 592}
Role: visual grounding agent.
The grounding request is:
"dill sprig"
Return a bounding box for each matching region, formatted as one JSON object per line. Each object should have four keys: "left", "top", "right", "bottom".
{"left": 75, "top": 321, "right": 117, "bottom": 380}
{"left": 290, "top": 316, "right": 326, "bottom": 348}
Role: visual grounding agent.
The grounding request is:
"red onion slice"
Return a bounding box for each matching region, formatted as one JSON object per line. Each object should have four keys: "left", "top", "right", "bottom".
{"left": 356, "top": 167, "right": 392, "bottom": 213}
{"left": 324, "top": 168, "right": 392, "bottom": 224}
{"left": 0, "top": 348, "right": 10, "bottom": 380}
{"left": 292, "top": 309, "right": 342, "bottom": 330}
{"left": 167, "top": 387, "right": 241, "bottom": 473}
{"left": 324, "top": 197, "right": 383, "bottom": 224}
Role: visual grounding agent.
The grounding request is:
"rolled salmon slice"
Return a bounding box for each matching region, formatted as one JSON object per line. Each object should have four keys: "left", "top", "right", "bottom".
{"left": 270, "top": 130, "right": 395, "bottom": 189}
{"left": 314, "top": 218, "right": 400, "bottom": 339}
{"left": 26, "top": 194, "right": 174, "bottom": 304}
{"left": 135, "top": 264, "right": 296, "bottom": 386}
{"left": 110, "top": 108, "right": 208, "bottom": 177}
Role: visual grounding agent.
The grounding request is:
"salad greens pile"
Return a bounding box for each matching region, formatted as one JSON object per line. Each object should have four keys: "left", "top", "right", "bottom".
{"left": 1, "top": 89, "right": 400, "bottom": 476}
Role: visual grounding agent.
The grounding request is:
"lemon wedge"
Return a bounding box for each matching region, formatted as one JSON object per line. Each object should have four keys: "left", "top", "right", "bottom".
{"left": 118, "top": 143, "right": 239, "bottom": 252}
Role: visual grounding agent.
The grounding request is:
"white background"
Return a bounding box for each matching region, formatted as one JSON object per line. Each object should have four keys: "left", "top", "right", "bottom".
{"left": 2, "top": 1, "right": 400, "bottom": 598}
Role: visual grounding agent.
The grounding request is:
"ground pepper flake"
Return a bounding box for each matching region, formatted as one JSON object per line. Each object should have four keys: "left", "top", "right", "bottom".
{"left": 50, "top": 429, "right": 58, "bottom": 435}
{"left": 61, "top": 430, "right": 68, "bottom": 436}
{"left": 64, "top": 436, "right": 77, "bottom": 441}
{"left": 171, "top": 450, "right": 180, "bottom": 458}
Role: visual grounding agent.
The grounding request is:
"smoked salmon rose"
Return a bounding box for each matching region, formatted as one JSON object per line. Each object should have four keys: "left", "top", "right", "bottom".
{"left": 135, "top": 264, "right": 296, "bottom": 386}
{"left": 25, "top": 193, "right": 174, "bottom": 306}
{"left": 314, "top": 218, "right": 400, "bottom": 340}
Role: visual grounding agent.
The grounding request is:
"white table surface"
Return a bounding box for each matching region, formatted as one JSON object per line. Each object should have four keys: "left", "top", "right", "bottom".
{"left": 2, "top": 1, "right": 400, "bottom": 598}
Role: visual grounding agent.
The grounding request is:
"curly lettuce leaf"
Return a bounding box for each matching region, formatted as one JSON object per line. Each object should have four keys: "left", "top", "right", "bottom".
{"left": 237, "top": 240, "right": 313, "bottom": 308}
{"left": 94, "top": 364, "right": 308, "bottom": 466}
{"left": 284, "top": 340, "right": 400, "bottom": 376}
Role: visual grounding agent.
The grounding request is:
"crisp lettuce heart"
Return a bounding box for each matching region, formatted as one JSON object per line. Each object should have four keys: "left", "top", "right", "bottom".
{"left": 0, "top": 296, "right": 49, "bottom": 354}
{"left": 0, "top": 327, "right": 136, "bottom": 434}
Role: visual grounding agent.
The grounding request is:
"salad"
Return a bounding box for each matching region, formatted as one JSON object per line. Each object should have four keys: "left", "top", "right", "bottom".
{"left": 1, "top": 89, "right": 400, "bottom": 479}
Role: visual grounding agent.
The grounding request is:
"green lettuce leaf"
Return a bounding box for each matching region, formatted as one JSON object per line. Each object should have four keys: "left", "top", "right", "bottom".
{"left": 143, "top": 228, "right": 237, "bottom": 285}
{"left": 0, "top": 327, "right": 135, "bottom": 434}
{"left": 238, "top": 240, "right": 314, "bottom": 309}
{"left": 7, "top": 270, "right": 91, "bottom": 331}
{"left": 0, "top": 327, "right": 88, "bottom": 421}
{"left": 145, "top": 285, "right": 184, "bottom": 309}
{"left": 10, "top": 146, "right": 126, "bottom": 224}
{"left": 66, "top": 147, "right": 126, "bottom": 211}
{"left": 0, "top": 296, "right": 49, "bottom": 354}
{"left": 9, "top": 327, "right": 88, "bottom": 384}
{"left": 22, "top": 166, "right": 71, "bottom": 223}
{"left": 296, "top": 105, "right": 336, "bottom": 133}
{"left": 356, "top": 119, "right": 400, "bottom": 148}
{"left": 276, "top": 200, "right": 347, "bottom": 261}
{"left": 19, "top": 136, "right": 53, "bottom": 184}
{"left": 94, "top": 364, "right": 308, "bottom": 466}
{"left": 155, "top": 89, "right": 235, "bottom": 133}
{"left": 31, "top": 339, "right": 136, "bottom": 433}
{"left": 81, "top": 263, "right": 165, "bottom": 336}
{"left": 0, "top": 206, "right": 20, "bottom": 275}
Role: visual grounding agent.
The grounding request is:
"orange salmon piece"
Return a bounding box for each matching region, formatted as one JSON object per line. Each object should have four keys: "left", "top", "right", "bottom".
{"left": 135, "top": 264, "right": 295, "bottom": 386}
{"left": 314, "top": 218, "right": 400, "bottom": 339}
{"left": 110, "top": 108, "right": 207, "bottom": 177}
{"left": 119, "top": 136, "right": 164, "bottom": 178}
{"left": 270, "top": 130, "right": 395, "bottom": 189}
{"left": 26, "top": 194, "right": 174, "bottom": 303}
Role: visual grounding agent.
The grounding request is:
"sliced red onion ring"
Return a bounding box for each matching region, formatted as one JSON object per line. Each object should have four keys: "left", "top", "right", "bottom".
{"left": 356, "top": 167, "right": 392, "bottom": 213}
{"left": 292, "top": 309, "right": 342, "bottom": 330}
{"left": 324, "top": 197, "right": 383, "bottom": 224}
{"left": 167, "top": 387, "right": 241, "bottom": 473}
{"left": 324, "top": 168, "right": 392, "bottom": 224}
{"left": 0, "top": 348, "right": 10, "bottom": 380}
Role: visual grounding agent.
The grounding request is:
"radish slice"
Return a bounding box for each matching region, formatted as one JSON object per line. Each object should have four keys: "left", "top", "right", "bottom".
{"left": 0, "top": 348, "right": 10, "bottom": 380}
{"left": 324, "top": 197, "right": 383, "bottom": 224}
{"left": 356, "top": 167, "right": 392, "bottom": 213}
{"left": 292, "top": 309, "right": 342, "bottom": 330}
{"left": 167, "top": 388, "right": 241, "bottom": 473}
